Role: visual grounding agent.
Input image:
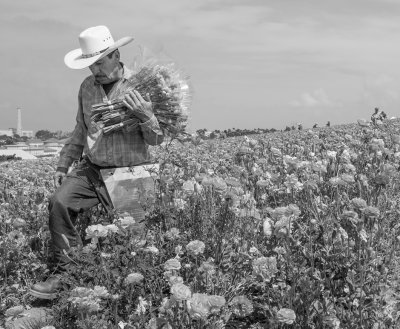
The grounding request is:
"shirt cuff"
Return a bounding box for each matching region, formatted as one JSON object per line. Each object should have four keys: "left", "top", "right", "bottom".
{"left": 139, "top": 115, "right": 159, "bottom": 130}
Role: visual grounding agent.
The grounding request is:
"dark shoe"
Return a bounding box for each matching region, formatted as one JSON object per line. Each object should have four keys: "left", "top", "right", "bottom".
{"left": 29, "top": 274, "right": 63, "bottom": 299}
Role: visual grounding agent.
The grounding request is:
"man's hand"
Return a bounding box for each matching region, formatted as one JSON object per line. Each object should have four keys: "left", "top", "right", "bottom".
{"left": 123, "top": 90, "right": 154, "bottom": 122}
{"left": 53, "top": 171, "right": 66, "bottom": 188}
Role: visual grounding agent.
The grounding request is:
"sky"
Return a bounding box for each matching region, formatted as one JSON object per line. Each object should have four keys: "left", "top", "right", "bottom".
{"left": 1, "top": 0, "right": 400, "bottom": 133}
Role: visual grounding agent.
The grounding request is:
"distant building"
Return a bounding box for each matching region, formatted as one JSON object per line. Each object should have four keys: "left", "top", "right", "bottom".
{"left": 0, "top": 129, "right": 34, "bottom": 138}
{"left": 0, "top": 129, "right": 13, "bottom": 137}
{"left": 2, "top": 138, "right": 62, "bottom": 158}
{"left": 17, "top": 107, "right": 22, "bottom": 136}
{"left": 21, "top": 131, "right": 34, "bottom": 138}
{"left": 0, "top": 107, "right": 34, "bottom": 138}
{"left": 3, "top": 142, "right": 27, "bottom": 150}
{"left": 27, "top": 139, "right": 44, "bottom": 147}
{"left": 43, "top": 138, "right": 64, "bottom": 155}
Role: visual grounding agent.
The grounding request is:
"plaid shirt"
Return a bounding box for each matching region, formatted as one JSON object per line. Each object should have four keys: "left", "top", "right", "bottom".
{"left": 58, "top": 66, "right": 164, "bottom": 171}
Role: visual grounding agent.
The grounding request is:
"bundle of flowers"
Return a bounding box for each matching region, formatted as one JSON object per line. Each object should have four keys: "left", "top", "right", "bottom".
{"left": 91, "top": 54, "right": 192, "bottom": 137}
{"left": 91, "top": 99, "right": 140, "bottom": 134}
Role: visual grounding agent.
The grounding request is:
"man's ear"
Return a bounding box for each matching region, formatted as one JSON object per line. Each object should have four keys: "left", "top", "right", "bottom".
{"left": 114, "top": 49, "right": 120, "bottom": 61}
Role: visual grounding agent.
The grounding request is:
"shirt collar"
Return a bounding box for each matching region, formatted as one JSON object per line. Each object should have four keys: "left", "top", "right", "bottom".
{"left": 122, "top": 63, "right": 134, "bottom": 80}
{"left": 93, "top": 62, "right": 133, "bottom": 85}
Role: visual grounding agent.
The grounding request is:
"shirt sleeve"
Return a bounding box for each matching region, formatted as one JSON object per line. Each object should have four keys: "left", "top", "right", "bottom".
{"left": 57, "top": 86, "right": 86, "bottom": 171}
{"left": 139, "top": 115, "right": 164, "bottom": 146}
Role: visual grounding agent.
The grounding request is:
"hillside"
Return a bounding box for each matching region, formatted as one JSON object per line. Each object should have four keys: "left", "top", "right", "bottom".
{"left": 2, "top": 119, "right": 400, "bottom": 328}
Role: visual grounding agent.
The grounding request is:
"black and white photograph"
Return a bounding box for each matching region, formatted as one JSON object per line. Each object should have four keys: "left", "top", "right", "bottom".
{"left": 1, "top": 1, "right": 400, "bottom": 328}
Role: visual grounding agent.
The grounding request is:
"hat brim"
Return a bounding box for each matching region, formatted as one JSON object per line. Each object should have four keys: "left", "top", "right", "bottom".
{"left": 64, "top": 36, "right": 134, "bottom": 70}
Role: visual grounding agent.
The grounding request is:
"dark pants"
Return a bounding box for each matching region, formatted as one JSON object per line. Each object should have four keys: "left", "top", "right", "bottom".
{"left": 48, "top": 159, "right": 112, "bottom": 270}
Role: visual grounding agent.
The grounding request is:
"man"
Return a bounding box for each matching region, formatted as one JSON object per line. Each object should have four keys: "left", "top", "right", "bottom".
{"left": 371, "top": 107, "right": 382, "bottom": 124}
{"left": 29, "top": 26, "right": 164, "bottom": 299}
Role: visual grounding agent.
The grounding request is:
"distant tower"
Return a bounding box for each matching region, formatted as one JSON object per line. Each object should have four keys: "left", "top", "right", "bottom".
{"left": 17, "top": 107, "right": 22, "bottom": 136}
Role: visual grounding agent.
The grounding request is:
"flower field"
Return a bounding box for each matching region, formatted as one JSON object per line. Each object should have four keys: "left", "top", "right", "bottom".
{"left": 2, "top": 120, "right": 400, "bottom": 328}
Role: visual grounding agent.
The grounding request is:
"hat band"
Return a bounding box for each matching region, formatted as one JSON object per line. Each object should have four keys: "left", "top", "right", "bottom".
{"left": 81, "top": 47, "right": 109, "bottom": 59}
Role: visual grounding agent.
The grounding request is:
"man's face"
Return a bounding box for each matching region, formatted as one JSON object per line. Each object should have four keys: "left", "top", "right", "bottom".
{"left": 89, "top": 51, "right": 121, "bottom": 84}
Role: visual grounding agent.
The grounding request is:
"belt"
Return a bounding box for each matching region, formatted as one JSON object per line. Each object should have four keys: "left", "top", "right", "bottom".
{"left": 82, "top": 156, "right": 154, "bottom": 170}
{"left": 82, "top": 156, "right": 116, "bottom": 171}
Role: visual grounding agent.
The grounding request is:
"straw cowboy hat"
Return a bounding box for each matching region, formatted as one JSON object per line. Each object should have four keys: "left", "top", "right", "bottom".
{"left": 64, "top": 25, "right": 134, "bottom": 69}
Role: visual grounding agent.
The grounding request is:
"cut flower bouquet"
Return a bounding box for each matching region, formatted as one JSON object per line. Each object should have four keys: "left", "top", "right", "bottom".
{"left": 91, "top": 47, "right": 192, "bottom": 137}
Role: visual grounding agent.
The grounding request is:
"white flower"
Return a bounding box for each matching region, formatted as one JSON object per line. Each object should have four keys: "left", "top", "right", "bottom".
{"left": 252, "top": 256, "right": 278, "bottom": 282}
{"left": 171, "top": 283, "right": 192, "bottom": 301}
{"left": 168, "top": 275, "right": 184, "bottom": 286}
{"left": 271, "top": 147, "right": 282, "bottom": 156}
{"left": 106, "top": 224, "right": 119, "bottom": 233}
{"left": 135, "top": 296, "right": 149, "bottom": 315}
{"left": 164, "top": 258, "right": 182, "bottom": 271}
{"left": 175, "top": 245, "right": 183, "bottom": 256}
{"left": 160, "top": 297, "right": 176, "bottom": 311}
{"left": 326, "top": 150, "right": 337, "bottom": 159}
{"left": 208, "top": 295, "right": 226, "bottom": 313}
{"left": 343, "top": 163, "right": 356, "bottom": 172}
{"left": 359, "top": 229, "right": 368, "bottom": 242}
{"left": 186, "top": 240, "right": 205, "bottom": 255}
{"left": 144, "top": 246, "right": 159, "bottom": 254}
{"left": 263, "top": 218, "right": 273, "bottom": 238}
{"left": 12, "top": 217, "right": 27, "bottom": 228}
{"left": 118, "top": 321, "right": 128, "bottom": 329}
{"left": 174, "top": 198, "right": 187, "bottom": 210}
{"left": 165, "top": 227, "right": 180, "bottom": 240}
{"left": 187, "top": 293, "right": 210, "bottom": 319}
{"left": 277, "top": 308, "right": 296, "bottom": 324}
{"left": 284, "top": 174, "right": 303, "bottom": 191}
{"left": 125, "top": 272, "right": 145, "bottom": 284}
{"left": 339, "top": 227, "right": 348, "bottom": 241}
{"left": 5, "top": 305, "right": 25, "bottom": 317}
{"left": 323, "top": 315, "right": 341, "bottom": 329}
{"left": 116, "top": 216, "right": 136, "bottom": 229}
{"left": 86, "top": 224, "right": 108, "bottom": 239}
{"left": 92, "top": 285, "right": 109, "bottom": 298}
{"left": 182, "top": 180, "right": 195, "bottom": 195}
{"left": 249, "top": 247, "right": 259, "bottom": 254}
{"left": 100, "top": 252, "right": 112, "bottom": 258}
{"left": 147, "top": 318, "right": 172, "bottom": 329}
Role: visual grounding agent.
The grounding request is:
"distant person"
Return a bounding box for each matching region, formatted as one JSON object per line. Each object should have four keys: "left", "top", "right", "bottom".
{"left": 371, "top": 107, "right": 386, "bottom": 124}
{"left": 313, "top": 123, "right": 318, "bottom": 129}
{"left": 29, "top": 25, "right": 164, "bottom": 299}
{"left": 326, "top": 121, "right": 331, "bottom": 127}
{"left": 298, "top": 123, "right": 303, "bottom": 130}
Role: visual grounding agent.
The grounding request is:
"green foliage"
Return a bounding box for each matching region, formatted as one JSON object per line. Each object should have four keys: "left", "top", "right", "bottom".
{"left": 2, "top": 119, "right": 400, "bottom": 328}
{"left": 0, "top": 154, "right": 22, "bottom": 162}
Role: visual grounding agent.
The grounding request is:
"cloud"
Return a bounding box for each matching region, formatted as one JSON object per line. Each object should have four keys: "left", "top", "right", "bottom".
{"left": 2, "top": 0, "right": 400, "bottom": 132}
{"left": 362, "top": 74, "right": 400, "bottom": 107}
{"left": 290, "top": 88, "right": 340, "bottom": 108}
